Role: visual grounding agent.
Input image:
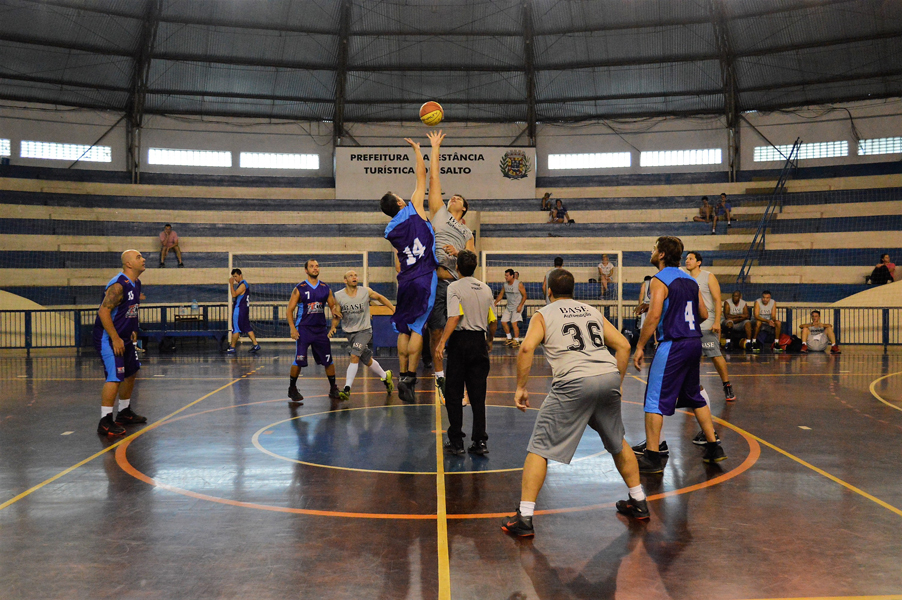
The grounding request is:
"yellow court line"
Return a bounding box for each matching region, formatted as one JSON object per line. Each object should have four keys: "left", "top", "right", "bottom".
{"left": 434, "top": 390, "right": 452, "bottom": 600}
{"left": 869, "top": 371, "right": 902, "bottom": 412}
{"left": 0, "top": 370, "right": 257, "bottom": 511}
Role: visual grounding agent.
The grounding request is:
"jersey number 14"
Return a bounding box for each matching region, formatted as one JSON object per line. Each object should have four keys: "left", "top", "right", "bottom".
{"left": 402, "top": 237, "right": 426, "bottom": 266}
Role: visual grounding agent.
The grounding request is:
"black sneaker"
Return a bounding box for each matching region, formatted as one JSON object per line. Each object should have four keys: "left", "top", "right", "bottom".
{"left": 382, "top": 370, "right": 394, "bottom": 393}
{"left": 338, "top": 386, "right": 351, "bottom": 402}
{"left": 467, "top": 440, "right": 489, "bottom": 455}
{"left": 159, "top": 262, "right": 165, "bottom": 268}
{"left": 398, "top": 378, "right": 415, "bottom": 403}
{"left": 249, "top": 344, "right": 261, "bottom": 353}
{"left": 615, "top": 497, "right": 650, "bottom": 520}
{"left": 423, "top": 361, "right": 434, "bottom": 371}
{"left": 178, "top": 262, "right": 184, "bottom": 268}
{"left": 288, "top": 385, "right": 304, "bottom": 404}
{"left": 435, "top": 376, "right": 446, "bottom": 403}
{"left": 115, "top": 407, "right": 147, "bottom": 425}
{"left": 724, "top": 383, "right": 736, "bottom": 402}
{"left": 443, "top": 440, "right": 465, "bottom": 456}
{"left": 500, "top": 510, "right": 535, "bottom": 538}
{"left": 692, "top": 430, "right": 720, "bottom": 446}
{"left": 631, "top": 440, "right": 669, "bottom": 457}
{"left": 637, "top": 450, "right": 664, "bottom": 474}
{"left": 98, "top": 415, "right": 126, "bottom": 436}
{"left": 329, "top": 387, "right": 341, "bottom": 400}
{"left": 703, "top": 442, "right": 727, "bottom": 463}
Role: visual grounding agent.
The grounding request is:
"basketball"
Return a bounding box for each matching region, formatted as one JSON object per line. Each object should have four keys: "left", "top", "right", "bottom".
{"left": 419, "top": 101, "right": 443, "bottom": 126}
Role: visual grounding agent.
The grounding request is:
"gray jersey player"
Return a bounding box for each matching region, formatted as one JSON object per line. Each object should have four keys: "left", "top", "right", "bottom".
{"left": 494, "top": 268, "right": 527, "bottom": 347}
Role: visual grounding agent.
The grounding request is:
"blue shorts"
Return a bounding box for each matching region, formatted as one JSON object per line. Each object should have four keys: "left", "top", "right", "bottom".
{"left": 233, "top": 306, "right": 252, "bottom": 334}
{"left": 392, "top": 271, "right": 437, "bottom": 336}
{"left": 644, "top": 338, "right": 705, "bottom": 416}
{"left": 95, "top": 336, "right": 140, "bottom": 383}
{"left": 295, "top": 327, "right": 333, "bottom": 368}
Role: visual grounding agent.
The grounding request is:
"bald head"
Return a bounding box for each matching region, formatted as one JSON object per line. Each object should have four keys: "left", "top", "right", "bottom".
{"left": 121, "top": 249, "right": 146, "bottom": 275}
{"left": 121, "top": 249, "right": 139, "bottom": 266}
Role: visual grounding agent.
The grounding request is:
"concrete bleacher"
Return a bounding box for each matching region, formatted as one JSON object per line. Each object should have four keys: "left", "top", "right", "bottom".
{"left": 1, "top": 166, "right": 900, "bottom": 309}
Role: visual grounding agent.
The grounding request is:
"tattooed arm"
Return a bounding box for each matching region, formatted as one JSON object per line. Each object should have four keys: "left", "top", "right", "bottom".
{"left": 97, "top": 283, "right": 125, "bottom": 356}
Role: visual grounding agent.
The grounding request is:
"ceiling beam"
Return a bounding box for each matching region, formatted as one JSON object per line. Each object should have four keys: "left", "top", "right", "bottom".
{"left": 522, "top": 1, "right": 537, "bottom": 145}
{"left": 332, "top": 0, "right": 352, "bottom": 144}
{"left": 125, "top": 0, "right": 162, "bottom": 180}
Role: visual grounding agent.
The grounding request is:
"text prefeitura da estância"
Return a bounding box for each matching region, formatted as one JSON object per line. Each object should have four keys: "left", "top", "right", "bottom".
{"left": 349, "top": 152, "right": 485, "bottom": 175}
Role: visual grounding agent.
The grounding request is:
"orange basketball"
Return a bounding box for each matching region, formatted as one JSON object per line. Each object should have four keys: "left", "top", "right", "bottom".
{"left": 419, "top": 101, "right": 444, "bottom": 126}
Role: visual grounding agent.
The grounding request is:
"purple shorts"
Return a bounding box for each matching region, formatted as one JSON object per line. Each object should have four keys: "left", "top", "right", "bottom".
{"left": 294, "top": 327, "right": 333, "bottom": 368}
{"left": 233, "top": 306, "right": 252, "bottom": 334}
{"left": 95, "top": 336, "right": 140, "bottom": 383}
{"left": 644, "top": 338, "right": 705, "bottom": 416}
{"left": 392, "top": 271, "right": 437, "bottom": 336}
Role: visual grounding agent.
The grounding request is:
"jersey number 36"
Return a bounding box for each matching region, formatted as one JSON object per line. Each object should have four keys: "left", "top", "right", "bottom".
{"left": 562, "top": 321, "right": 604, "bottom": 352}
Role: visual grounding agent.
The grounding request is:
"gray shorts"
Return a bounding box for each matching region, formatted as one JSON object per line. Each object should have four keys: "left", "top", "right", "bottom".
{"left": 722, "top": 319, "right": 750, "bottom": 332}
{"left": 807, "top": 332, "right": 829, "bottom": 352}
{"left": 527, "top": 371, "right": 625, "bottom": 464}
{"left": 701, "top": 330, "right": 722, "bottom": 358}
{"left": 501, "top": 308, "right": 522, "bottom": 323}
{"left": 427, "top": 278, "right": 450, "bottom": 331}
{"left": 346, "top": 329, "right": 373, "bottom": 363}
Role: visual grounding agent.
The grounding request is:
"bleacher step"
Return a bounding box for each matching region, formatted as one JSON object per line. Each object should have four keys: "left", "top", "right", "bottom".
{"left": 712, "top": 259, "right": 758, "bottom": 266}
{"left": 718, "top": 243, "right": 749, "bottom": 251}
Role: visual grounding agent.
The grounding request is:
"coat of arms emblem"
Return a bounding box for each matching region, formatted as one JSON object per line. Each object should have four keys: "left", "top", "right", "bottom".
{"left": 499, "top": 150, "right": 531, "bottom": 180}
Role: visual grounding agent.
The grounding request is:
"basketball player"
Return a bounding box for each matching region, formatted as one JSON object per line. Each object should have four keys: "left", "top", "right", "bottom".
{"left": 426, "top": 130, "right": 475, "bottom": 401}
{"left": 287, "top": 259, "right": 342, "bottom": 404}
{"left": 501, "top": 269, "right": 648, "bottom": 538}
{"left": 632, "top": 237, "right": 725, "bottom": 474}
{"left": 752, "top": 290, "right": 782, "bottom": 350}
{"left": 380, "top": 135, "right": 440, "bottom": 403}
{"left": 722, "top": 290, "right": 753, "bottom": 348}
{"left": 331, "top": 269, "right": 396, "bottom": 401}
{"left": 542, "top": 257, "right": 564, "bottom": 304}
{"left": 494, "top": 268, "right": 527, "bottom": 347}
{"left": 597, "top": 254, "right": 615, "bottom": 298}
{"left": 684, "top": 252, "right": 736, "bottom": 402}
{"left": 799, "top": 310, "right": 841, "bottom": 354}
{"left": 94, "top": 249, "right": 147, "bottom": 436}
{"left": 635, "top": 275, "right": 652, "bottom": 331}
{"left": 226, "top": 268, "right": 261, "bottom": 354}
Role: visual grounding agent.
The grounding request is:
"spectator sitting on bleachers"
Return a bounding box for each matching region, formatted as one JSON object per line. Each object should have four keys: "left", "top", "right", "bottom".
{"left": 722, "top": 290, "right": 752, "bottom": 349}
{"left": 159, "top": 224, "right": 184, "bottom": 268}
{"left": 540, "top": 192, "right": 553, "bottom": 212}
{"left": 711, "top": 193, "right": 732, "bottom": 234}
{"left": 799, "top": 310, "right": 841, "bottom": 354}
{"left": 549, "top": 199, "right": 570, "bottom": 224}
{"left": 692, "top": 196, "right": 712, "bottom": 223}
{"left": 869, "top": 253, "right": 895, "bottom": 284}
{"left": 752, "top": 290, "right": 782, "bottom": 350}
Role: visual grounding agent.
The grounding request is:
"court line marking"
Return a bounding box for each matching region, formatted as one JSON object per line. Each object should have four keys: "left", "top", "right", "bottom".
{"left": 869, "top": 370, "right": 902, "bottom": 412}
{"left": 733, "top": 596, "right": 902, "bottom": 600}
{"left": 0, "top": 370, "right": 259, "bottom": 511}
{"left": 434, "top": 390, "right": 451, "bottom": 600}
{"left": 631, "top": 373, "right": 902, "bottom": 518}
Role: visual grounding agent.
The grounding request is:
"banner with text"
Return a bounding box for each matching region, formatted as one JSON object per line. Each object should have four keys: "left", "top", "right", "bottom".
{"left": 335, "top": 146, "right": 536, "bottom": 200}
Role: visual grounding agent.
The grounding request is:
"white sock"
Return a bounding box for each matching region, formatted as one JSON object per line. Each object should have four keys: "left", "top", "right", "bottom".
{"left": 628, "top": 484, "right": 646, "bottom": 501}
{"left": 118, "top": 398, "right": 130, "bottom": 410}
{"left": 699, "top": 386, "right": 710, "bottom": 406}
{"left": 101, "top": 406, "right": 113, "bottom": 418}
{"left": 435, "top": 370, "right": 444, "bottom": 379}
{"left": 519, "top": 500, "right": 536, "bottom": 517}
{"left": 369, "top": 359, "right": 387, "bottom": 379}
{"left": 506, "top": 333, "right": 512, "bottom": 340}
{"left": 345, "top": 363, "right": 359, "bottom": 389}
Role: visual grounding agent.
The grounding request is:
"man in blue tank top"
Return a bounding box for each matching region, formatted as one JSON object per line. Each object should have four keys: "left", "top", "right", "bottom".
{"left": 632, "top": 236, "right": 726, "bottom": 473}
{"left": 380, "top": 133, "right": 440, "bottom": 402}
{"left": 93, "top": 249, "right": 147, "bottom": 436}
{"left": 287, "top": 259, "right": 342, "bottom": 404}
{"left": 226, "top": 268, "right": 261, "bottom": 354}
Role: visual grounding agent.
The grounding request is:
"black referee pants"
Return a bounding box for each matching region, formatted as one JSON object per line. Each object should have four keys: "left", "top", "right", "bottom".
{"left": 445, "top": 330, "right": 490, "bottom": 446}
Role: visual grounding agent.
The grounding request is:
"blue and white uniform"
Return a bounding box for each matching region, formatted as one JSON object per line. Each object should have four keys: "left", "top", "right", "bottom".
{"left": 232, "top": 279, "right": 252, "bottom": 334}
{"left": 293, "top": 280, "right": 333, "bottom": 368}
{"left": 644, "top": 267, "right": 706, "bottom": 416}
{"left": 92, "top": 272, "right": 141, "bottom": 383}
{"left": 384, "top": 202, "right": 439, "bottom": 335}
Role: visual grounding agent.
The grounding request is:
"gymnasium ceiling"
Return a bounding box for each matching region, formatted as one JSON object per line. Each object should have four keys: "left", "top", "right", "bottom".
{"left": 0, "top": 0, "right": 901, "bottom": 130}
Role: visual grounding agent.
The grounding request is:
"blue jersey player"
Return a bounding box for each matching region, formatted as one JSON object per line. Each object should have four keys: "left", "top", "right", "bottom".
{"left": 380, "top": 133, "right": 441, "bottom": 402}
{"left": 227, "top": 268, "right": 261, "bottom": 354}
{"left": 287, "top": 259, "right": 342, "bottom": 404}
{"left": 93, "top": 249, "right": 147, "bottom": 436}
{"left": 632, "top": 236, "right": 726, "bottom": 473}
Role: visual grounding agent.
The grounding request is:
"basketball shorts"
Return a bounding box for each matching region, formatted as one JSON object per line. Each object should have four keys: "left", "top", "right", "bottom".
{"left": 700, "top": 330, "right": 722, "bottom": 358}
{"left": 295, "top": 327, "right": 333, "bottom": 368}
{"left": 233, "top": 305, "right": 252, "bottom": 334}
{"left": 501, "top": 307, "right": 523, "bottom": 323}
{"left": 346, "top": 329, "right": 373, "bottom": 364}
{"left": 527, "top": 371, "right": 626, "bottom": 464}
{"left": 807, "top": 332, "right": 829, "bottom": 352}
{"left": 393, "top": 271, "right": 437, "bottom": 336}
{"left": 427, "top": 278, "right": 450, "bottom": 331}
{"left": 96, "top": 337, "right": 140, "bottom": 383}
{"left": 644, "top": 338, "right": 705, "bottom": 416}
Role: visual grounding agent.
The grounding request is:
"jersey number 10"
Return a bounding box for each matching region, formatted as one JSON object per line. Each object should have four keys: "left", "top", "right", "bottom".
{"left": 402, "top": 237, "right": 426, "bottom": 266}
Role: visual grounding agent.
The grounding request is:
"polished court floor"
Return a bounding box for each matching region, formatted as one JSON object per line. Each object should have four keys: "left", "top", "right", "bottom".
{"left": 1, "top": 342, "right": 901, "bottom": 600}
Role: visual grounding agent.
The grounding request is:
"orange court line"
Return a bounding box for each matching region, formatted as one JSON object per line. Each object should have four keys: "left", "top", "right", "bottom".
{"left": 869, "top": 370, "right": 902, "bottom": 412}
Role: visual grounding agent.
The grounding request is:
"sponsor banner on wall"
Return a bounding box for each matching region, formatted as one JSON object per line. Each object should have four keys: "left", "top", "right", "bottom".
{"left": 335, "top": 146, "right": 535, "bottom": 200}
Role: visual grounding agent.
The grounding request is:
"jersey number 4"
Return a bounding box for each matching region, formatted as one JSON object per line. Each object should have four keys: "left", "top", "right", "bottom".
{"left": 562, "top": 321, "right": 604, "bottom": 352}
{"left": 402, "top": 237, "right": 426, "bottom": 266}
{"left": 684, "top": 301, "right": 696, "bottom": 330}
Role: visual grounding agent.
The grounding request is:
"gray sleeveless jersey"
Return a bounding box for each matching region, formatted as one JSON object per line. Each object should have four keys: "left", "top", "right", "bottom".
{"left": 334, "top": 286, "right": 371, "bottom": 333}
{"left": 690, "top": 269, "right": 716, "bottom": 331}
{"left": 538, "top": 299, "right": 618, "bottom": 382}
{"left": 757, "top": 298, "right": 775, "bottom": 320}
{"left": 432, "top": 205, "right": 473, "bottom": 279}
{"left": 504, "top": 279, "right": 523, "bottom": 310}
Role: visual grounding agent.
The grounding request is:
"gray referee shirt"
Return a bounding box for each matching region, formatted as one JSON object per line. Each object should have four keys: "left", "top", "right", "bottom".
{"left": 447, "top": 276, "right": 497, "bottom": 332}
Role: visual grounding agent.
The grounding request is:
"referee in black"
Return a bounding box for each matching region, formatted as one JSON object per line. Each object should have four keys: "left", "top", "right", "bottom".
{"left": 435, "top": 250, "right": 497, "bottom": 456}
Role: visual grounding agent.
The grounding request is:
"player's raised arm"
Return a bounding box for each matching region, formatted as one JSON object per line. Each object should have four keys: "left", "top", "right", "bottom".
{"left": 369, "top": 289, "right": 395, "bottom": 313}
{"left": 404, "top": 138, "right": 428, "bottom": 219}
{"left": 287, "top": 288, "right": 300, "bottom": 340}
{"left": 427, "top": 130, "right": 446, "bottom": 218}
